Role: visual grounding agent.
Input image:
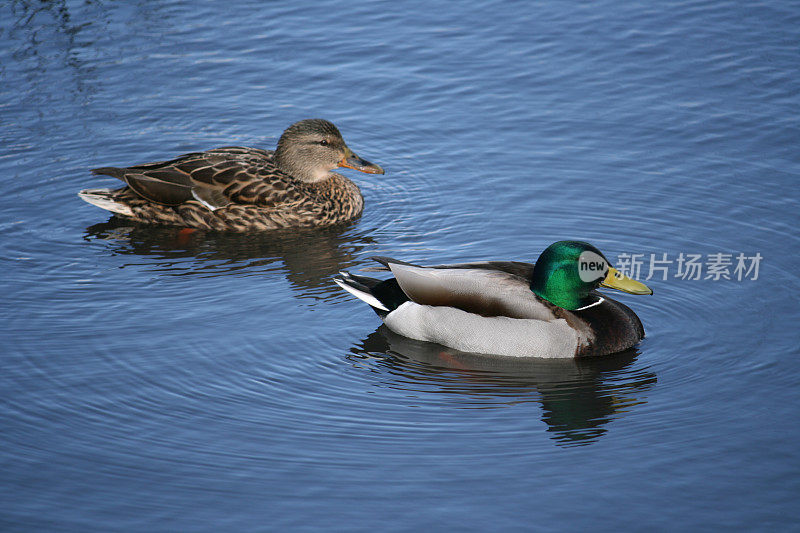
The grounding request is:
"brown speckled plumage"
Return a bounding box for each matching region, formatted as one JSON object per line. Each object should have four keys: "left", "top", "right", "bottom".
{"left": 79, "top": 119, "right": 383, "bottom": 231}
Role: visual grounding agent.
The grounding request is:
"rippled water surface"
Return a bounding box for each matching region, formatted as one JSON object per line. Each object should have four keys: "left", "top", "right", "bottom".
{"left": 2, "top": 1, "right": 799, "bottom": 530}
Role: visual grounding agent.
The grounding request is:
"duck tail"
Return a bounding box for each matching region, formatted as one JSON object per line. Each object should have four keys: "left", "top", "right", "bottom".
{"left": 91, "top": 167, "right": 128, "bottom": 180}
{"left": 334, "top": 271, "right": 410, "bottom": 318}
{"left": 359, "top": 256, "right": 419, "bottom": 272}
{"left": 334, "top": 271, "right": 391, "bottom": 313}
{"left": 78, "top": 188, "right": 133, "bottom": 217}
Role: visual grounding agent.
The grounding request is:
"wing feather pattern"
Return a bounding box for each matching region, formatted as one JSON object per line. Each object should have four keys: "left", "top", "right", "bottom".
{"left": 387, "top": 263, "right": 555, "bottom": 320}
{"left": 91, "top": 147, "right": 311, "bottom": 213}
{"left": 366, "top": 256, "right": 534, "bottom": 281}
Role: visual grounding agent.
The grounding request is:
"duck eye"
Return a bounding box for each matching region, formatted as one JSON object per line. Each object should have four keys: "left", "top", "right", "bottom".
{"left": 319, "top": 139, "right": 329, "bottom": 146}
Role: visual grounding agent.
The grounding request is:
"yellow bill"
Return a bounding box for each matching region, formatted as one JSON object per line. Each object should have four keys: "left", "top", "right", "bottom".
{"left": 600, "top": 267, "right": 653, "bottom": 295}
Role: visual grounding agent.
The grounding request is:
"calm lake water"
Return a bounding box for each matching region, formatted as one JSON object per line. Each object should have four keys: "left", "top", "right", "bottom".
{"left": 2, "top": 0, "right": 799, "bottom": 530}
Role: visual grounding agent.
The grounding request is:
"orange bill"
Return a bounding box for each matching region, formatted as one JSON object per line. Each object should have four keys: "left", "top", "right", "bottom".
{"left": 338, "top": 147, "right": 384, "bottom": 174}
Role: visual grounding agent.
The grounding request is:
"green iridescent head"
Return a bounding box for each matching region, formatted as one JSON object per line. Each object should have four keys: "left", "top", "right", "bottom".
{"left": 530, "top": 241, "right": 653, "bottom": 310}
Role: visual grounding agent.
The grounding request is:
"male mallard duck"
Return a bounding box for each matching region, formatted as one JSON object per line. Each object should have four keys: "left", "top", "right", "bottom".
{"left": 79, "top": 119, "right": 384, "bottom": 231}
{"left": 334, "top": 241, "right": 653, "bottom": 358}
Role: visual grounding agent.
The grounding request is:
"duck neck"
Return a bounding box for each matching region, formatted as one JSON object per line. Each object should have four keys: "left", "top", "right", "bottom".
{"left": 274, "top": 151, "right": 332, "bottom": 183}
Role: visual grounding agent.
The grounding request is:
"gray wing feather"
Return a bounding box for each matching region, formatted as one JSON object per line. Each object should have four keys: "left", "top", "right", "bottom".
{"left": 365, "top": 256, "right": 534, "bottom": 281}
{"left": 388, "top": 263, "right": 555, "bottom": 321}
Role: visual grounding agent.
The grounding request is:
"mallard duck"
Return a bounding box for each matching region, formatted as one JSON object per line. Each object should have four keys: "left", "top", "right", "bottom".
{"left": 78, "top": 119, "right": 384, "bottom": 231}
{"left": 334, "top": 241, "right": 653, "bottom": 358}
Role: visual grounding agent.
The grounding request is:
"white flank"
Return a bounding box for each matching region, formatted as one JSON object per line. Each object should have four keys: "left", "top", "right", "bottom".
{"left": 78, "top": 189, "right": 133, "bottom": 216}
{"left": 334, "top": 277, "right": 389, "bottom": 312}
{"left": 383, "top": 302, "right": 580, "bottom": 358}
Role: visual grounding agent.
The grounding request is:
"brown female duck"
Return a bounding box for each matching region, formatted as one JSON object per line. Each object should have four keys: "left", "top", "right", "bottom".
{"left": 79, "top": 119, "right": 384, "bottom": 231}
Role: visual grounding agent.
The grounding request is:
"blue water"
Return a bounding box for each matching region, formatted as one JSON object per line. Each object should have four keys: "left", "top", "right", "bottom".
{"left": 2, "top": 0, "right": 799, "bottom": 530}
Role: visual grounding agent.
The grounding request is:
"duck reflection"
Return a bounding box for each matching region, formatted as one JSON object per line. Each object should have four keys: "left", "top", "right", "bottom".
{"left": 83, "top": 218, "right": 375, "bottom": 298}
{"left": 350, "top": 326, "right": 657, "bottom": 447}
